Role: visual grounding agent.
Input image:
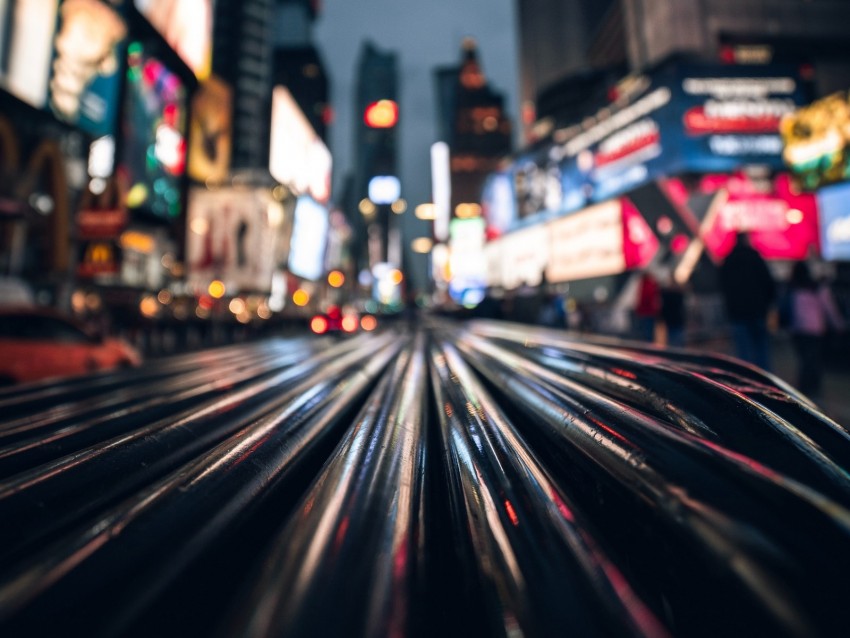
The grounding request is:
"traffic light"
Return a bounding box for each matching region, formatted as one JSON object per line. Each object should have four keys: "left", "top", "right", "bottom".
{"left": 364, "top": 99, "right": 398, "bottom": 128}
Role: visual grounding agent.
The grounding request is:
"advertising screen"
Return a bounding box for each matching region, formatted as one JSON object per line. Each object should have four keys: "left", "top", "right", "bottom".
{"left": 781, "top": 91, "right": 850, "bottom": 191}
{"left": 287, "top": 195, "right": 329, "bottom": 281}
{"left": 134, "top": 0, "right": 212, "bottom": 79}
{"left": 512, "top": 144, "right": 567, "bottom": 225}
{"left": 546, "top": 200, "right": 632, "bottom": 283}
{"left": 501, "top": 63, "right": 808, "bottom": 231}
{"left": 187, "top": 76, "right": 232, "bottom": 183}
{"left": 675, "top": 67, "right": 803, "bottom": 173}
{"left": 120, "top": 42, "right": 187, "bottom": 219}
{"left": 269, "top": 86, "right": 332, "bottom": 204}
{"left": 0, "top": 0, "right": 126, "bottom": 135}
{"left": 0, "top": 0, "right": 57, "bottom": 107}
{"left": 696, "top": 173, "right": 820, "bottom": 261}
{"left": 816, "top": 181, "right": 850, "bottom": 261}
{"left": 186, "top": 186, "right": 284, "bottom": 293}
{"left": 448, "top": 217, "right": 486, "bottom": 303}
{"left": 480, "top": 171, "right": 515, "bottom": 239}
{"left": 499, "top": 224, "right": 549, "bottom": 290}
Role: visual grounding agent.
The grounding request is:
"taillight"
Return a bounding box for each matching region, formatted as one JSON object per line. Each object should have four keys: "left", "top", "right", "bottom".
{"left": 341, "top": 315, "right": 358, "bottom": 333}
{"left": 310, "top": 315, "right": 329, "bottom": 334}
{"left": 360, "top": 315, "right": 377, "bottom": 331}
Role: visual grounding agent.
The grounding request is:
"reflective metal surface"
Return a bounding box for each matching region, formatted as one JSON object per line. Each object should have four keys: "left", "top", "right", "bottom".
{"left": 0, "top": 319, "right": 847, "bottom": 637}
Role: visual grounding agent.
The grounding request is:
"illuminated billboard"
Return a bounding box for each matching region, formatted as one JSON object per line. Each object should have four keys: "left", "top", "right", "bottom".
{"left": 480, "top": 171, "right": 515, "bottom": 239}
{"left": 287, "top": 195, "right": 329, "bottom": 281}
{"left": 781, "top": 91, "right": 850, "bottom": 191}
{"left": 186, "top": 186, "right": 285, "bottom": 293}
{"left": 545, "top": 199, "right": 658, "bottom": 284}
{"left": 504, "top": 63, "right": 806, "bottom": 232}
{"left": 564, "top": 65, "right": 804, "bottom": 204}
{"left": 499, "top": 224, "right": 549, "bottom": 290}
{"left": 0, "top": 0, "right": 58, "bottom": 107}
{"left": 448, "top": 217, "right": 486, "bottom": 303}
{"left": 187, "top": 76, "right": 232, "bottom": 183}
{"left": 134, "top": 0, "right": 212, "bottom": 79}
{"left": 817, "top": 181, "right": 850, "bottom": 261}
{"left": 0, "top": 0, "right": 126, "bottom": 136}
{"left": 120, "top": 42, "right": 187, "bottom": 219}
{"left": 694, "top": 173, "right": 820, "bottom": 261}
{"left": 269, "top": 86, "right": 332, "bottom": 204}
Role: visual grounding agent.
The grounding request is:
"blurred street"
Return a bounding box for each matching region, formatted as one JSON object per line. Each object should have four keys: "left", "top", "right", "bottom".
{"left": 4, "top": 0, "right": 850, "bottom": 635}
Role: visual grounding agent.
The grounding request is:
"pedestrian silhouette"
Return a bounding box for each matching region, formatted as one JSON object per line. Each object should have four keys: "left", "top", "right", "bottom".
{"left": 659, "top": 269, "right": 687, "bottom": 348}
{"left": 786, "top": 260, "right": 845, "bottom": 398}
{"left": 634, "top": 270, "right": 661, "bottom": 342}
{"left": 718, "top": 231, "right": 776, "bottom": 370}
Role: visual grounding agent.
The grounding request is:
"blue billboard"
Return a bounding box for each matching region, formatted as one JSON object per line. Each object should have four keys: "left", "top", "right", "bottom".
{"left": 498, "top": 62, "right": 809, "bottom": 231}
{"left": 817, "top": 181, "right": 850, "bottom": 261}
{"left": 566, "top": 63, "right": 808, "bottom": 205}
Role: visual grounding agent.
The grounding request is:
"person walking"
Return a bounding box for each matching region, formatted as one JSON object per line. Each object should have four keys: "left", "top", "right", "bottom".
{"left": 634, "top": 270, "right": 661, "bottom": 342}
{"left": 660, "top": 271, "right": 687, "bottom": 348}
{"left": 786, "top": 261, "right": 845, "bottom": 398}
{"left": 718, "top": 232, "right": 777, "bottom": 370}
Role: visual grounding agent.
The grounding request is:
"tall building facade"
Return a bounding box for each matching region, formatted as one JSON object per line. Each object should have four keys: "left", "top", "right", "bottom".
{"left": 213, "top": 0, "right": 276, "bottom": 173}
{"left": 435, "top": 39, "right": 513, "bottom": 217}
{"left": 273, "top": 0, "right": 329, "bottom": 144}
{"left": 517, "top": 0, "right": 850, "bottom": 135}
{"left": 351, "top": 41, "right": 399, "bottom": 272}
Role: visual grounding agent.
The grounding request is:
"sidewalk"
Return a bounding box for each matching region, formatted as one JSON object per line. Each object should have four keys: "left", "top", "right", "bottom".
{"left": 688, "top": 333, "right": 850, "bottom": 427}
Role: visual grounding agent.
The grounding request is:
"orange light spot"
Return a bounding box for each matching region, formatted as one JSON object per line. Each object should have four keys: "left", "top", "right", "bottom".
{"left": 364, "top": 99, "right": 398, "bottom": 128}
{"left": 310, "top": 315, "right": 328, "bottom": 334}
{"left": 208, "top": 280, "right": 226, "bottom": 298}
{"left": 328, "top": 270, "right": 345, "bottom": 287}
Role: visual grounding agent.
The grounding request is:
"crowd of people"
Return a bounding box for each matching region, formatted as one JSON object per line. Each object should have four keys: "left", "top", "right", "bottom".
{"left": 469, "top": 231, "right": 846, "bottom": 401}
{"left": 632, "top": 231, "right": 846, "bottom": 400}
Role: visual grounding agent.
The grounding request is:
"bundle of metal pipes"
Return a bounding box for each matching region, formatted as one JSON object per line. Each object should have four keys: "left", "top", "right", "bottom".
{"left": 0, "top": 318, "right": 848, "bottom": 638}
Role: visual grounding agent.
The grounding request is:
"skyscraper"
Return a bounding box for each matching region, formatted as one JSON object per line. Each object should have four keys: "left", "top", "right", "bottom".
{"left": 351, "top": 41, "right": 399, "bottom": 272}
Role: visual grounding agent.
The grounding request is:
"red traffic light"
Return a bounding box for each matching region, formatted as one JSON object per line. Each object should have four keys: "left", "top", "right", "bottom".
{"left": 364, "top": 100, "right": 398, "bottom": 128}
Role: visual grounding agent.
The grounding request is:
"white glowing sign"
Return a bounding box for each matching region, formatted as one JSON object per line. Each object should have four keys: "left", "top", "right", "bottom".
{"left": 431, "top": 141, "right": 451, "bottom": 241}
{"left": 368, "top": 175, "right": 401, "bottom": 204}
{"left": 545, "top": 200, "right": 626, "bottom": 283}
{"left": 270, "top": 86, "right": 332, "bottom": 203}
{"left": 499, "top": 224, "right": 549, "bottom": 290}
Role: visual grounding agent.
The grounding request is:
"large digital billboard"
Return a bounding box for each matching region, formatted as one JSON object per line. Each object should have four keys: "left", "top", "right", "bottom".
{"left": 186, "top": 186, "right": 285, "bottom": 293}
{"left": 187, "top": 76, "right": 232, "bottom": 183}
{"left": 695, "top": 173, "right": 819, "bottom": 261}
{"left": 0, "top": 0, "right": 126, "bottom": 136}
{"left": 134, "top": 0, "right": 212, "bottom": 79}
{"left": 503, "top": 62, "right": 807, "bottom": 232}
{"left": 269, "top": 86, "right": 332, "bottom": 204}
{"left": 564, "top": 64, "right": 805, "bottom": 204}
{"left": 120, "top": 41, "right": 187, "bottom": 219}
{"left": 480, "top": 170, "right": 515, "bottom": 238}
{"left": 816, "top": 181, "right": 850, "bottom": 261}
{"left": 0, "top": 0, "right": 58, "bottom": 107}
{"left": 545, "top": 198, "right": 658, "bottom": 284}
{"left": 287, "top": 195, "right": 329, "bottom": 281}
{"left": 781, "top": 91, "right": 850, "bottom": 191}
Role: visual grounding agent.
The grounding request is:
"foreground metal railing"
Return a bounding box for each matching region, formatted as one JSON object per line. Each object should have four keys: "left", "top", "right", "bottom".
{"left": 0, "top": 319, "right": 848, "bottom": 637}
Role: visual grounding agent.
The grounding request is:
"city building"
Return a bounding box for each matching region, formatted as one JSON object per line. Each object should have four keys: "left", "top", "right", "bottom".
{"left": 431, "top": 38, "right": 513, "bottom": 305}
{"left": 351, "top": 41, "right": 399, "bottom": 275}
{"left": 213, "top": 0, "right": 275, "bottom": 173}
{"left": 518, "top": 0, "right": 850, "bottom": 140}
